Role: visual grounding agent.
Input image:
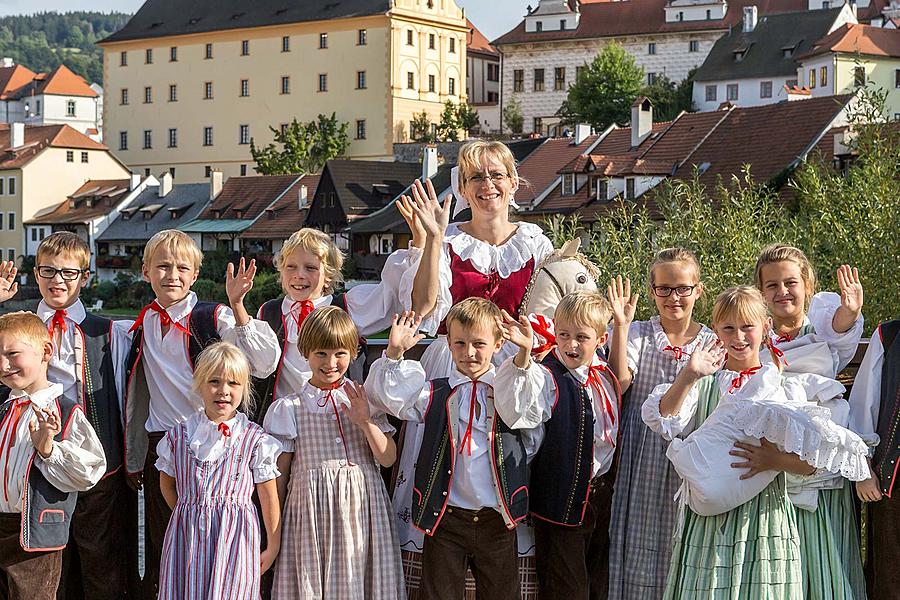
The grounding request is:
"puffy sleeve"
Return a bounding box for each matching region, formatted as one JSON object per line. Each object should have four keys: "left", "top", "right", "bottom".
{"left": 344, "top": 247, "right": 423, "bottom": 337}
{"left": 370, "top": 410, "right": 396, "bottom": 436}
{"left": 848, "top": 329, "right": 885, "bottom": 449}
{"left": 262, "top": 396, "right": 300, "bottom": 453}
{"left": 36, "top": 407, "right": 107, "bottom": 493}
{"left": 808, "top": 292, "right": 864, "bottom": 372}
{"left": 111, "top": 319, "right": 134, "bottom": 424}
{"left": 215, "top": 306, "right": 282, "bottom": 378}
{"left": 399, "top": 242, "right": 453, "bottom": 336}
{"left": 250, "top": 432, "right": 283, "bottom": 483}
{"left": 493, "top": 356, "right": 555, "bottom": 430}
{"left": 625, "top": 321, "right": 644, "bottom": 376}
{"left": 364, "top": 355, "right": 431, "bottom": 422}
{"left": 641, "top": 382, "right": 700, "bottom": 441}
{"left": 154, "top": 430, "right": 176, "bottom": 477}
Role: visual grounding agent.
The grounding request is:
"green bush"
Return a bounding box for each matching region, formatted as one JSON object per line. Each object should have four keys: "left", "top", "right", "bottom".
{"left": 244, "top": 271, "right": 284, "bottom": 316}
{"left": 193, "top": 278, "right": 227, "bottom": 305}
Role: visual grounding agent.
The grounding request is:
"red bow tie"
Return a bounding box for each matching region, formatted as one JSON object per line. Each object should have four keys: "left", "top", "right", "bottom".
{"left": 48, "top": 309, "right": 67, "bottom": 337}
{"left": 774, "top": 333, "right": 793, "bottom": 345}
{"left": 291, "top": 300, "right": 315, "bottom": 331}
{"left": 729, "top": 366, "right": 762, "bottom": 393}
{"left": 217, "top": 422, "right": 231, "bottom": 438}
{"left": 663, "top": 345, "right": 689, "bottom": 361}
{"left": 130, "top": 301, "right": 190, "bottom": 335}
{"left": 586, "top": 363, "right": 619, "bottom": 447}
{"left": 1, "top": 397, "right": 31, "bottom": 503}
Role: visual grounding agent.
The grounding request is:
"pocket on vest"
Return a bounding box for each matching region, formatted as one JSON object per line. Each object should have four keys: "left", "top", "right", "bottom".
{"left": 38, "top": 509, "right": 66, "bottom": 524}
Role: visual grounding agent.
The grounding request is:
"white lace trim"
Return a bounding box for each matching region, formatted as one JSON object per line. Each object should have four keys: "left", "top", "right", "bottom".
{"left": 444, "top": 221, "right": 551, "bottom": 278}
{"left": 648, "top": 315, "right": 715, "bottom": 360}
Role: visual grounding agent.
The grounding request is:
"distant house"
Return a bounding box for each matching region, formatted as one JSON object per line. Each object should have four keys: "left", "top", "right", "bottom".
{"left": 239, "top": 174, "right": 321, "bottom": 257}
{"left": 466, "top": 19, "right": 501, "bottom": 133}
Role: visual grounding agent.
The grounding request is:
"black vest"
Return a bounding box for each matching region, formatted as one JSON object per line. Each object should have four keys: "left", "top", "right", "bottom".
{"left": 123, "top": 301, "right": 221, "bottom": 474}
{"left": 0, "top": 394, "right": 79, "bottom": 551}
{"left": 872, "top": 320, "right": 900, "bottom": 496}
{"left": 251, "top": 295, "right": 368, "bottom": 424}
{"left": 412, "top": 378, "right": 529, "bottom": 536}
{"left": 529, "top": 352, "right": 597, "bottom": 526}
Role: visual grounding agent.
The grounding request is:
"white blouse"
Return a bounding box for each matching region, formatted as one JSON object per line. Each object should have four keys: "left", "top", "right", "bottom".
{"left": 625, "top": 315, "right": 717, "bottom": 380}
{"left": 848, "top": 325, "right": 887, "bottom": 449}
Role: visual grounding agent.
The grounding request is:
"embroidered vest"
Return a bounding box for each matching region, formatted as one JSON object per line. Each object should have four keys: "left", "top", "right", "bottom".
{"left": 872, "top": 320, "right": 900, "bottom": 496}
{"left": 0, "top": 395, "right": 79, "bottom": 551}
{"left": 123, "top": 301, "right": 221, "bottom": 474}
{"left": 412, "top": 378, "right": 529, "bottom": 536}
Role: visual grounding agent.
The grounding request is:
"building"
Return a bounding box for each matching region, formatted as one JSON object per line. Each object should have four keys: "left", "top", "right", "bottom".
{"left": 0, "top": 123, "right": 131, "bottom": 261}
{"left": 797, "top": 23, "right": 900, "bottom": 118}
{"left": 692, "top": 6, "right": 854, "bottom": 111}
{"left": 466, "top": 19, "right": 501, "bottom": 133}
{"left": 99, "top": 0, "right": 470, "bottom": 183}
{"left": 0, "top": 61, "right": 102, "bottom": 137}
{"left": 492, "top": 0, "right": 810, "bottom": 136}
{"left": 239, "top": 174, "right": 321, "bottom": 255}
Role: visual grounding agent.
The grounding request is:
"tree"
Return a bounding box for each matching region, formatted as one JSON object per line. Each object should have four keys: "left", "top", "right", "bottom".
{"left": 642, "top": 69, "right": 697, "bottom": 121}
{"left": 437, "top": 100, "right": 461, "bottom": 142}
{"left": 250, "top": 113, "right": 350, "bottom": 175}
{"left": 456, "top": 102, "right": 480, "bottom": 134}
{"left": 556, "top": 42, "right": 644, "bottom": 130}
{"left": 503, "top": 95, "right": 524, "bottom": 134}
{"left": 410, "top": 111, "right": 434, "bottom": 142}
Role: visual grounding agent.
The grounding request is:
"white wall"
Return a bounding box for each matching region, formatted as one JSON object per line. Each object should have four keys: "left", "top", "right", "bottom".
{"left": 693, "top": 75, "right": 797, "bottom": 111}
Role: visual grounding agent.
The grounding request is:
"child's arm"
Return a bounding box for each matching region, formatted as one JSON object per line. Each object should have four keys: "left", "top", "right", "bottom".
{"left": 493, "top": 310, "right": 555, "bottom": 429}
{"left": 607, "top": 276, "right": 639, "bottom": 393}
{"left": 32, "top": 407, "right": 106, "bottom": 493}
{"left": 729, "top": 439, "right": 816, "bottom": 480}
{"left": 159, "top": 472, "right": 178, "bottom": 509}
{"left": 257, "top": 478, "right": 281, "bottom": 573}
{"left": 364, "top": 312, "right": 431, "bottom": 422}
{"left": 0, "top": 260, "right": 18, "bottom": 303}
{"left": 344, "top": 382, "right": 397, "bottom": 467}
{"left": 275, "top": 453, "right": 293, "bottom": 509}
{"left": 225, "top": 257, "right": 257, "bottom": 326}
{"left": 216, "top": 299, "right": 282, "bottom": 379}
{"left": 659, "top": 339, "right": 724, "bottom": 417}
{"left": 405, "top": 179, "right": 451, "bottom": 318}
{"left": 832, "top": 264, "right": 863, "bottom": 335}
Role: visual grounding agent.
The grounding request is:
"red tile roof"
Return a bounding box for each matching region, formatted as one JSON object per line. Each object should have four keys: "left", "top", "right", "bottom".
{"left": 198, "top": 174, "right": 303, "bottom": 221}
{"left": 798, "top": 23, "right": 900, "bottom": 60}
{"left": 26, "top": 179, "right": 133, "bottom": 225}
{"left": 241, "top": 174, "right": 321, "bottom": 239}
{"left": 0, "top": 64, "right": 37, "bottom": 100}
{"left": 516, "top": 135, "right": 600, "bottom": 204}
{"left": 467, "top": 19, "right": 499, "bottom": 57}
{"left": 0, "top": 124, "right": 107, "bottom": 169}
{"left": 6, "top": 64, "right": 98, "bottom": 99}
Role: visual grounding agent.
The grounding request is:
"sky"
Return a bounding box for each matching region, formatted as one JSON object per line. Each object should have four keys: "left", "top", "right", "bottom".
{"left": 0, "top": 0, "right": 528, "bottom": 41}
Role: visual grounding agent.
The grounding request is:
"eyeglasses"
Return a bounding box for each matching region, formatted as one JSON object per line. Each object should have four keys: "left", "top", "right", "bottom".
{"left": 467, "top": 172, "right": 509, "bottom": 185}
{"left": 652, "top": 285, "right": 697, "bottom": 298}
{"left": 35, "top": 266, "right": 87, "bottom": 281}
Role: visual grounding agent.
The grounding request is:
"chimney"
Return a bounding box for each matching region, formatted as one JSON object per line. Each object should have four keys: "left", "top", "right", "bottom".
{"left": 209, "top": 169, "right": 223, "bottom": 200}
{"left": 158, "top": 171, "right": 173, "bottom": 198}
{"left": 129, "top": 173, "right": 141, "bottom": 190}
{"left": 422, "top": 144, "right": 438, "bottom": 181}
{"left": 742, "top": 6, "right": 758, "bottom": 32}
{"left": 631, "top": 97, "right": 653, "bottom": 148}
{"left": 0, "top": 58, "right": 13, "bottom": 68}
{"left": 574, "top": 123, "right": 592, "bottom": 145}
{"left": 10, "top": 122, "right": 24, "bottom": 149}
{"left": 299, "top": 184, "right": 308, "bottom": 209}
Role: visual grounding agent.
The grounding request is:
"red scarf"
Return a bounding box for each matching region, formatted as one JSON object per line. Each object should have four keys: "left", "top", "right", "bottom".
{"left": 585, "top": 363, "right": 618, "bottom": 447}
{"left": 48, "top": 309, "right": 67, "bottom": 337}
{"left": 729, "top": 366, "right": 762, "bottom": 393}
{"left": 663, "top": 345, "right": 689, "bottom": 361}
{"left": 0, "top": 397, "right": 31, "bottom": 503}
{"left": 130, "top": 301, "right": 190, "bottom": 335}
{"left": 290, "top": 300, "right": 315, "bottom": 331}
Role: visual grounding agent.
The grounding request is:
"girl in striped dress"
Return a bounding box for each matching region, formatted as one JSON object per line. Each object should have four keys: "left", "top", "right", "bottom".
{"left": 755, "top": 244, "right": 866, "bottom": 599}
{"left": 606, "top": 248, "right": 717, "bottom": 599}
{"left": 156, "top": 342, "right": 283, "bottom": 600}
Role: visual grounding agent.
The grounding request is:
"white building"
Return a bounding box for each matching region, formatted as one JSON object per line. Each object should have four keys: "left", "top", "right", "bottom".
{"left": 466, "top": 19, "right": 501, "bottom": 133}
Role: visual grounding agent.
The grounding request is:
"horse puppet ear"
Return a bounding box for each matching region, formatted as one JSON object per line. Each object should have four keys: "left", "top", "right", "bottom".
{"left": 560, "top": 238, "right": 581, "bottom": 258}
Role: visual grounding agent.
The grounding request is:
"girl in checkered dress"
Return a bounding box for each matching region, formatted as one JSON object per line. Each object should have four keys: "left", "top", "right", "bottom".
{"left": 263, "top": 306, "right": 405, "bottom": 600}
{"left": 606, "top": 249, "right": 718, "bottom": 600}
{"left": 156, "top": 342, "right": 282, "bottom": 600}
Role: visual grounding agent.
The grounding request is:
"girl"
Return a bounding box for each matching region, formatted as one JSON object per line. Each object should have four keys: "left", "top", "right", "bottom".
{"left": 755, "top": 244, "right": 866, "bottom": 599}
{"left": 156, "top": 342, "right": 282, "bottom": 600}
{"left": 606, "top": 248, "right": 718, "bottom": 600}
{"left": 263, "top": 306, "right": 404, "bottom": 599}
{"left": 641, "top": 286, "right": 869, "bottom": 598}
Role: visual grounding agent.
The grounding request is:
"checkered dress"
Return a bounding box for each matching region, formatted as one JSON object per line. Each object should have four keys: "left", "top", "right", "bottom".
{"left": 271, "top": 392, "right": 405, "bottom": 600}
{"left": 608, "top": 318, "right": 717, "bottom": 600}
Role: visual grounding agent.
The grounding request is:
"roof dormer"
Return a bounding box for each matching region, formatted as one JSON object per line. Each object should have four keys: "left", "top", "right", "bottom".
{"left": 664, "top": 0, "right": 727, "bottom": 23}
{"left": 525, "top": 0, "right": 580, "bottom": 33}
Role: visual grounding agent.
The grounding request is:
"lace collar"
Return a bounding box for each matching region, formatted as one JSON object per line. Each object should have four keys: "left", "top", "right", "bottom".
{"left": 444, "top": 221, "right": 550, "bottom": 278}
{"left": 649, "top": 315, "right": 714, "bottom": 362}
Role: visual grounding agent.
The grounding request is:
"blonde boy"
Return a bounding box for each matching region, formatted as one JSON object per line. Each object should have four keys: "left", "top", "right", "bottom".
{"left": 0, "top": 312, "right": 105, "bottom": 600}
{"left": 494, "top": 290, "right": 622, "bottom": 600}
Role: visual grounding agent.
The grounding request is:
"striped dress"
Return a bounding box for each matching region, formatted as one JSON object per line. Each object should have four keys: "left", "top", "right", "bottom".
{"left": 157, "top": 412, "right": 281, "bottom": 600}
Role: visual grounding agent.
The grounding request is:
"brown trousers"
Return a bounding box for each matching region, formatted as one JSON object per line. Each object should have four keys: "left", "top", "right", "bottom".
{"left": 866, "top": 492, "right": 900, "bottom": 599}
{"left": 142, "top": 431, "right": 172, "bottom": 597}
{"left": 421, "top": 506, "right": 519, "bottom": 600}
{"left": 532, "top": 472, "right": 614, "bottom": 600}
{"left": 0, "top": 512, "right": 62, "bottom": 600}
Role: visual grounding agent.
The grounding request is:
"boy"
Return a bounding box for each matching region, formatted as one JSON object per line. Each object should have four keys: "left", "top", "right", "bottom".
{"left": 366, "top": 298, "right": 539, "bottom": 600}
{"left": 123, "top": 229, "right": 280, "bottom": 592}
{"left": 849, "top": 318, "right": 900, "bottom": 599}
{"left": 494, "top": 291, "right": 621, "bottom": 600}
{"left": 0, "top": 311, "right": 105, "bottom": 600}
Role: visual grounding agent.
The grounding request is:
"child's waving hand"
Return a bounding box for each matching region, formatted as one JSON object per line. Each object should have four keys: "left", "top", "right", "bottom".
{"left": 496, "top": 309, "right": 534, "bottom": 352}
{"left": 685, "top": 338, "right": 726, "bottom": 380}
{"left": 343, "top": 381, "right": 374, "bottom": 427}
{"left": 607, "top": 275, "right": 639, "bottom": 327}
{"left": 386, "top": 311, "right": 425, "bottom": 360}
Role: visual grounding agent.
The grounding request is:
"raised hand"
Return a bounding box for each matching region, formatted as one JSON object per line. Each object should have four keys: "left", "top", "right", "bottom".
{"left": 396, "top": 195, "right": 426, "bottom": 249}
{"left": 225, "top": 257, "right": 257, "bottom": 307}
{"left": 496, "top": 309, "right": 534, "bottom": 352}
{"left": 607, "top": 275, "right": 639, "bottom": 327}
{"left": 0, "top": 261, "right": 18, "bottom": 304}
{"left": 685, "top": 338, "right": 725, "bottom": 379}
{"left": 342, "top": 381, "right": 374, "bottom": 428}
{"left": 837, "top": 264, "right": 863, "bottom": 315}
{"left": 29, "top": 407, "right": 60, "bottom": 459}
{"left": 386, "top": 311, "right": 425, "bottom": 360}
{"left": 404, "top": 178, "right": 451, "bottom": 239}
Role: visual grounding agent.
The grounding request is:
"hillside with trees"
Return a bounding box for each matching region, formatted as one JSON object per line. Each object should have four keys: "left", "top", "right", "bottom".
{"left": 0, "top": 12, "right": 131, "bottom": 86}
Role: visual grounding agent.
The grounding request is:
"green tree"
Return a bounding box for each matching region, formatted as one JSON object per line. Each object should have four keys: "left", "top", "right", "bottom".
{"left": 410, "top": 111, "right": 434, "bottom": 142}
{"left": 437, "top": 100, "right": 461, "bottom": 142}
{"left": 503, "top": 95, "right": 524, "bottom": 134}
{"left": 250, "top": 113, "right": 350, "bottom": 175}
{"left": 456, "top": 102, "right": 480, "bottom": 134}
{"left": 556, "top": 42, "right": 644, "bottom": 130}
{"left": 641, "top": 70, "right": 696, "bottom": 122}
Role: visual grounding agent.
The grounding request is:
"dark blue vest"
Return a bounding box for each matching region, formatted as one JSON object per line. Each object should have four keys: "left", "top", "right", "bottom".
{"left": 872, "top": 320, "right": 900, "bottom": 496}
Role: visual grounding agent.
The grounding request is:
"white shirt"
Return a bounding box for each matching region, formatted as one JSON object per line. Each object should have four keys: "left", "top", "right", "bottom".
{"left": 494, "top": 349, "right": 620, "bottom": 478}
{"left": 0, "top": 383, "right": 106, "bottom": 513}
{"left": 848, "top": 324, "right": 887, "bottom": 448}
{"left": 123, "top": 292, "right": 281, "bottom": 433}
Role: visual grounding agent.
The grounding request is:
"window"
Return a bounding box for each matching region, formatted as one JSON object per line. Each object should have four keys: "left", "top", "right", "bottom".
{"left": 822, "top": 0, "right": 830, "bottom": 6}
{"left": 240, "top": 79, "right": 249, "bottom": 97}
{"left": 6, "top": 249, "right": 13, "bottom": 262}
{"left": 0, "top": 214, "right": 4, "bottom": 230}
{"left": 648, "top": 42, "right": 657, "bottom": 55}
{"left": 487, "top": 63, "right": 499, "bottom": 82}
{"left": 554, "top": 67, "right": 566, "bottom": 90}
{"left": 533, "top": 117, "right": 543, "bottom": 134}
{"left": 560, "top": 19, "right": 567, "bottom": 30}
{"left": 689, "top": 40, "right": 699, "bottom": 52}
{"left": 66, "top": 100, "right": 76, "bottom": 117}
{"left": 319, "top": 33, "right": 328, "bottom": 49}
{"left": 145, "top": 48, "right": 153, "bottom": 64}
{"left": 120, "top": 51, "right": 127, "bottom": 66}
{"left": 6, "top": 214, "right": 13, "bottom": 230}
{"left": 318, "top": 74, "right": 328, "bottom": 92}
{"left": 594, "top": 178, "right": 608, "bottom": 201}
{"left": 488, "top": 91, "right": 499, "bottom": 102}
{"left": 203, "top": 127, "right": 213, "bottom": 147}
{"left": 144, "top": 86, "right": 152, "bottom": 103}
{"left": 169, "top": 46, "right": 177, "bottom": 62}
{"left": 66, "top": 150, "right": 74, "bottom": 163}
{"left": 786, "top": 78, "right": 798, "bottom": 89}
{"left": 726, "top": 84, "right": 738, "bottom": 101}
{"left": 241, "top": 40, "right": 249, "bottom": 55}
{"left": 562, "top": 173, "right": 575, "bottom": 196}
{"left": 7, "top": 177, "right": 14, "bottom": 195}
{"left": 407, "top": 29, "right": 414, "bottom": 46}
{"left": 356, "top": 119, "right": 366, "bottom": 140}
{"left": 357, "top": 71, "right": 367, "bottom": 89}
{"left": 280, "top": 123, "right": 289, "bottom": 136}
{"left": 428, "top": 34, "right": 435, "bottom": 49}
{"left": 576, "top": 65, "right": 585, "bottom": 81}
{"left": 625, "top": 178, "right": 635, "bottom": 200}
{"left": 821, "top": 66, "right": 828, "bottom": 88}
{"left": 449, "top": 38, "right": 456, "bottom": 53}
{"left": 119, "top": 131, "right": 128, "bottom": 151}
{"left": 678, "top": 11, "right": 684, "bottom": 21}
{"left": 536, "top": 21, "right": 543, "bottom": 32}
{"left": 144, "top": 168, "right": 151, "bottom": 177}
{"left": 239, "top": 124, "right": 250, "bottom": 145}
{"left": 169, "top": 84, "right": 177, "bottom": 102}
{"left": 282, "top": 36, "right": 290, "bottom": 52}
{"left": 168, "top": 128, "right": 177, "bottom": 148}
{"left": 809, "top": 68, "right": 816, "bottom": 89}
{"left": 281, "top": 76, "right": 290, "bottom": 95}
{"left": 534, "top": 68, "right": 545, "bottom": 92}
{"left": 120, "top": 88, "right": 128, "bottom": 105}
{"left": 428, "top": 74, "right": 435, "bottom": 93}
{"left": 407, "top": 72, "right": 415, "bottom": 89}
{"left": 204, "top": 82, "right": 213, "bottom": 99}
{"left": 854, "top": 66, "right": 866, "bottom": 87}
{"left": 205, "top": 43, "right": 213, "bottom": 59}
{"left": 894, "top": 69, "right": 900, "bottom": 88}
{"left": 205, "top": 166, "right": 212, "bottom": 178}
{"left": 240, "top": 164, "right": 247, "bottom": 176}
{"left": 513, "top": 69, "right": 524, "bottom": 92}
{"left": 358, "top": 29, "right": 367, "bottom": 45}
{"left": 647, "top": 72, "right": 657, "bottom": 86}
{"left": 760, "top": 81, "right": 772, "bottom": 98}
{"left": 783, "top": 47, "right": 794, "bottom": 59}
{"left": 449, "top": 77, "right": 456, "bottom": 96}
{"left": 81, "top": 151, "right": 88, "bottom": 163}
{"left": 35, "top": 100, "right": 40, "bottom": 115}
{"left": 143, "top": 130, "right": 152, "bottom": 149}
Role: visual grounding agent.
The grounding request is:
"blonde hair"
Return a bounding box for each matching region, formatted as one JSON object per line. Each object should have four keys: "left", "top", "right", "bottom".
{"left": 457, "top": 141, "right": 524, "bottom": 189}
{"left": 36, "top": 232, "right": 90, "bottom": 271}
{"left": 0, "top": 311, "right": 51, "bottom": 352}
{"left": 275, "top": 228, "right": 344, "bottom": 294}
{"left": 754, "top": 243, "right": 817, "bottom": 307}
{"left": 647, "top": 247, "right": 702, "bottom": 288}
{"left": 143, "top": 230, "right": 202, "bottom": 271}
{"left": 712, "top": 286, "right": 781, "bottom": 370}
{"left": 555, "top": 291, "right": 612, "bottom": 337}
{"left": 445, "top": 297, "right": 502, "bottom": 340}
{"left": 191, "top": 342, "right": 255, "bottom": 413}
{"left": 298, "top": 306, "right": 359, "bottom": 358}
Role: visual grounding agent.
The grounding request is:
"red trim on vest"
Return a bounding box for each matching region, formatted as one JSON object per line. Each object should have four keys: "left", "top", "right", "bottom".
{"left": 412, "top": 382, "right": 456, "bottom": 538}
